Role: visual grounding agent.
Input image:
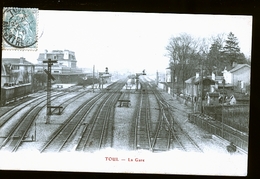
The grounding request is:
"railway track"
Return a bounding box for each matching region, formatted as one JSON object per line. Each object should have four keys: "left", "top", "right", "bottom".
{"left": 40, "top": 92, "right": 105, "bottom": 152}
{"left": 0, "top": 93, "right": 47, "bottom": 124}
{"left": 138, "top": 78, "right": 203, "bottom": 153}
{"left": 76, "top": 89, "right": 120, "bottom": 152}
{"left": 149, "top": 84, "right": 173, "bottom": 152}
{"left": 0, "top": 87, "right": 89, "bottom": 152}
{"left": 0, "top": 92, "right": 66, "bottom": 152}
{"left": 0, "top": 85, "right": 84, "bottom": 121}
{"left": 134, "top": 80, "right": 172, "bottom": 152}
{"left": 154, "top": 93, "right": 203, "bottom": 152}
{"left": 134, "top": 88, "right": 152, "bottom": 150}
{"left": 133, "top": 80, "right": 173, "bottom": 152}
{"left": 40, "top": 81, "right": 126, "bottom": 153}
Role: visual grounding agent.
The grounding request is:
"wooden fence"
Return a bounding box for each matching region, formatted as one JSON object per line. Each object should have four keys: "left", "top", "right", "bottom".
{"left": 189, "top": 113, "right": 248, "bottom": 152}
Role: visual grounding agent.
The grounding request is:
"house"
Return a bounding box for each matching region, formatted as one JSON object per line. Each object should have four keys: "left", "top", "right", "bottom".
{"left": 185, "top": 73, "right": 217, "bottom": 99}
{"left": 184, "top": 76, "right": 197, "bottom": 98}
{"left": 1, "top": 57, "right": 34, "bottom": 87}
{"left": 222, "top": 63, "right": 251, "bottom": 93}
{"left": 163, "top": 67, "right": 178, "bottom": 94}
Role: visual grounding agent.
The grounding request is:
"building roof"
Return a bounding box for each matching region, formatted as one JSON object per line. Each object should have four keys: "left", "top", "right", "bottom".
{"left": 185, "top": 76, "right": 196, "bottom": 83}
{"left": 2, "top": 58, "right": 34, "bottom": 66}
{"left": 194, "top": 77, "right": 215, "bottom": 85}
{"left": 215, "top": 76, "right": 224, "bottom": 81}
{"left": 159, "top": 82, "right": 171, "bottom": 87}
{"left": 101, "top": 74, "right": 111, "bottom": 77}
{"left": 186, "top": 76, "right": 216, "bottom": 85}
{"left": 229, "top": 64, "right": 251, "bottom": 73}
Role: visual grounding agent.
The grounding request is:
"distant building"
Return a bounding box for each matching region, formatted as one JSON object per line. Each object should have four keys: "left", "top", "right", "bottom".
{"left": 99, "top": 72, "right": 111, "bottom": 84}
{"left": 161, "top": 67, "right": 175, "bottom": 94}
{"left": 1, "top": 57, "right": 34, "bottom": 87}
{"left": 35, "top": 50, "right": 87, "bottom": 84}
{"left": 222, "top": 63, "right": 251, "bottom": 93}
{"left": 185, "top": 73, "right": 218, "bottom": 99}
{"left": 37, "top": 49, "right": 77, "bottom": 68}
{"left": 35, "top": 49, "right": 79, "bottom": 74}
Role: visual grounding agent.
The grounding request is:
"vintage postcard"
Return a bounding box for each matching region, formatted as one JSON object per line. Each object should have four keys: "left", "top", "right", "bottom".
{"left": 0, "top": 8, "right": 252, "bottom": 176}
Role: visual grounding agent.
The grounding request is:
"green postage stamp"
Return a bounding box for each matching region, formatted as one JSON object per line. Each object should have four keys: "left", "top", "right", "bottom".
{"left": 2, "top": 7, "right": 38, "bottom": 50}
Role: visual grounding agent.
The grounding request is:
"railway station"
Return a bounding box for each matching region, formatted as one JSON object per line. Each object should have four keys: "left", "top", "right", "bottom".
{"left": 0, "top": 55, "right": 249, "bottom": 154}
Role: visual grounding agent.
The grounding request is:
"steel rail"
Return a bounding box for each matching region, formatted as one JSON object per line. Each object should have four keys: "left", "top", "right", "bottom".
{"left": 81, "top": 82, "right": 125, "bottom": 151}
{"left": 0, "top": 93, "right": 56, "bottom": 127}
{"left": 40, "top": 92, "right": 104, "bottom": 153}
{"left": 146, "top": 80, "right": 173, "bottom": 152}
{"left": 0, "top": 92, "right": 68, "bottom": 151}
{"left": 98, "top": 95, "right": 117, "bottom": 149}
{"left": 145, "top": 79, "right": 201, "bottom": 152}
{"left": 134, "top": 82, "right": 152, "bottom": 151}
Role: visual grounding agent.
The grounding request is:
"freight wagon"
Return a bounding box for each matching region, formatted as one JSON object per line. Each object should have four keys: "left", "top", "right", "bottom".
{"left": 0, "top": 83, "right": 32, "bottom": 106}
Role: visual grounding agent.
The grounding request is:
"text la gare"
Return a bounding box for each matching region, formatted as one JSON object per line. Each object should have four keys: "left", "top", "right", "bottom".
{"left": 105, "top": 157, "right": 145, "bottom": 162}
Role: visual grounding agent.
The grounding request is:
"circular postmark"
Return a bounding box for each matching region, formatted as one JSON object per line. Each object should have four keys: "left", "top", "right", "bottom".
{"left": 3, "top": 7, "right": 38, "bottom": 48}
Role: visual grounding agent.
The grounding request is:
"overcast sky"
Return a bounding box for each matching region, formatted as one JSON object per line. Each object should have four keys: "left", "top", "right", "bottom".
{"left": 2, "top": 10, "right": 252, "bottom": 74}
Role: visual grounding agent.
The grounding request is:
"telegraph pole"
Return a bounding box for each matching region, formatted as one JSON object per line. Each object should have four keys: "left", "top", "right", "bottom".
{"left": 200, "top": 63, "right": 203, "bottom": 114}
{"left": 156, "top": 70, "right": 159, "bottom": 86}
{"left": 222, "top": 79, "right": 225, "bottom": 137}
{"left": 171, "top": 66, "right": 174, "bottom": 97}
{"left": 43, "top": 59, "right": 57, "bottom": 124}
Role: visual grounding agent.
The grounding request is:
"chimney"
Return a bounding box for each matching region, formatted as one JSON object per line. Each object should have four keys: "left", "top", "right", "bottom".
{"left": 196, "top": 72, "right": 199, "bottom": 78}
{"left": 44, "top": 49, "right": 48, "bottom": 59}
{"left": 212, "top": 72, "right": 215, "bottom": 81}
{"left": 19, "top": 57, "right": 25, "bottom": 64}
{"left": 232, "top": 62, "right": 237, "bottom": 67}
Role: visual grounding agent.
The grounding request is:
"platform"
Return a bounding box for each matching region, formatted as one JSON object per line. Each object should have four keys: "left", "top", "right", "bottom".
{"left": 118, "top": 92, "right": 131, "bottom": 107}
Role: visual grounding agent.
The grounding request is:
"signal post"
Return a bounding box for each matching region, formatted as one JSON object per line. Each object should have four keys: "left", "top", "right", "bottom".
{"left": 135, "top": 70, "right": 146, "bottom": 91}
{"left": 43, "top": 59, "right": 57, "bottom": 124}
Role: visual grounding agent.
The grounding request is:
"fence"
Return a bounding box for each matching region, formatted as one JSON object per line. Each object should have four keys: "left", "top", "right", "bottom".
{"left": 189, "top": 113, "right": 248, "bottom": 152}
{"left": 204, "top": 105, "right": 249, "bottom": 133}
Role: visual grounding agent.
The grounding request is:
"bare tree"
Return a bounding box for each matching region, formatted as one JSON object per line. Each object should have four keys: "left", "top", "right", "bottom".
{"left": 166, "top": 33, "right": 199, "bottom": 93}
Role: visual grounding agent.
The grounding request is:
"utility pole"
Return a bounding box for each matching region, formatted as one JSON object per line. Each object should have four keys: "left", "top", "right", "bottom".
{"left": 171, "top": 66, "right": 174, "bottom": 97}
{"left": 43, "top": 59, "right": 57, "bottom": 124}
{"left": 222, "top": 79, "right": 225, "bottom": 137}
{"left": 156, "top": 70, "right": 159, "bottom": 86}
{"left": 200, "top": 60, "right": 204, "bottom": 114}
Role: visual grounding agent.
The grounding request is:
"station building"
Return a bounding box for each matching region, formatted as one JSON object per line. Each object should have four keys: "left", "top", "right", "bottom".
{"left": 35, "top": 50, "right": 87, "bottom": 84}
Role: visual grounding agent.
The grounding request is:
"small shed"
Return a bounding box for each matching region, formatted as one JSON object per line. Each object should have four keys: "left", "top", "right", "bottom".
{"left": 194, "top": 77, "right": 216, "bottom": 99}
{"left": 205, "top": 92, "right": 220, "bottom": 105}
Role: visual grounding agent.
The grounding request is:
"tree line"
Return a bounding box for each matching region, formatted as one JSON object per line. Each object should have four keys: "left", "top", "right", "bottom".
{"left": 165, "top": 32, "right": 250, "bottom": 92}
